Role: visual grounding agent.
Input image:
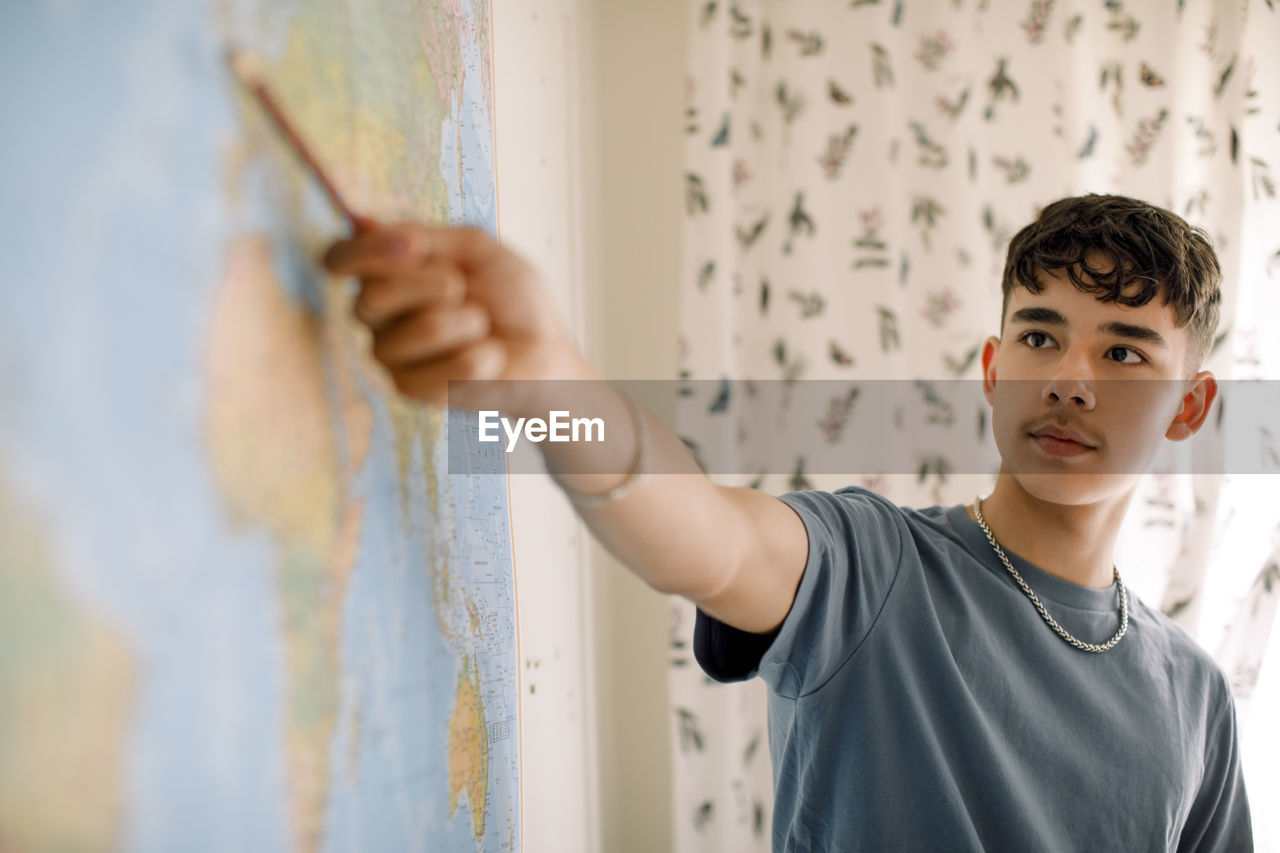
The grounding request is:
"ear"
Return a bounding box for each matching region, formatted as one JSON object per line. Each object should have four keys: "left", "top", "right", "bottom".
{"left": 1165, "top": 371, "right": 1218, "bottom": 441}
{"left": 981, "top": 336, "right": 1000, "bottom": 406}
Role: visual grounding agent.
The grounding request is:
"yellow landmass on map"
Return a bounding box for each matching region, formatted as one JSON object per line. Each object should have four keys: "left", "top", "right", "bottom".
{"left": 0, "top": 458, "right": 135, "bottom": 852}
{"left": 220, "top": 2, "right": 503, "bottom": 845}
{"left": 264, "top": 1, "right": 456, "bottom": 224}
{"left": 250, "top": 3, "right": 476, "bottom": 665}
{"left": 205, "top": 236, "right": 367, "bottom": 853}
{"left": 448, "top": 657, "right": 490, "bottom": 844}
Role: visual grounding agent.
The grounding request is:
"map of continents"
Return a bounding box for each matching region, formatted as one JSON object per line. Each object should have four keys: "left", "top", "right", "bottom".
{"left": 0, "top": 1, "right": 518, "bottom": 851}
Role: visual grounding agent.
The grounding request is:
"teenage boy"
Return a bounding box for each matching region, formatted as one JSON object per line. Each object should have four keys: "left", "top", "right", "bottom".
{"left": 323, "top": 194, "right": 1252, "bottom": 850}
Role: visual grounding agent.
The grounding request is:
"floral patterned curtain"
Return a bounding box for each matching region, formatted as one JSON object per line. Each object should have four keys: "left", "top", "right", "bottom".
{"left": 671, "top": 1, "right": 1280, "bottom": 850}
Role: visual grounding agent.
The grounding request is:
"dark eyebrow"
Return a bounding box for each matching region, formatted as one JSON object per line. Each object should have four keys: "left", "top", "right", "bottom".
{"left": 1009, "top": 307, "right": 1169, "bottom": 349}
{"left": 1009, "top": 307, "right": 1067, "bottom": 326}
{"left": 1098, "top": 321, "right": 1169, "bottom": 348}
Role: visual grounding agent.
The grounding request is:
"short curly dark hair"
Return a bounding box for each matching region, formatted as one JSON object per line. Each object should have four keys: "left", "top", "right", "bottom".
{"left": 1001, "top": 194, "right": 1222, "bottom": 374}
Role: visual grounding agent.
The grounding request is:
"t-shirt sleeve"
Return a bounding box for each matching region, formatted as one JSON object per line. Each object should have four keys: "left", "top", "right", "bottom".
{"left": 693, "top": 486, "right": 905, "bottom": 699}
{"left": 1177, "top": 677, "right": 1253, "bottom": 852}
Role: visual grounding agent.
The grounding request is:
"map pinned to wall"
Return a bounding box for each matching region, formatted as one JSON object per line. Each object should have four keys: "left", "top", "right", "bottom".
{"left": 0, "top": 1, "right": 518, "bottom": 850}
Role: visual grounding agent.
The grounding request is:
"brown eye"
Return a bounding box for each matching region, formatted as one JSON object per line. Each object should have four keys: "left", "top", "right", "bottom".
{"left": 1019, "top": 331, "right": 1052, "bottom": 348}
{"left": 1108, "top": 346, "right": 1145, "bottom": 365}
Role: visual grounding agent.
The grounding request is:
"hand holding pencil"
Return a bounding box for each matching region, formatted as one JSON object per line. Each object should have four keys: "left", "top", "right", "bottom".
{"left": 323, "top": 222, "right": 588, "bottom": 412}
{"left": 230, "top": 47, "right": 588, "bottom": 413}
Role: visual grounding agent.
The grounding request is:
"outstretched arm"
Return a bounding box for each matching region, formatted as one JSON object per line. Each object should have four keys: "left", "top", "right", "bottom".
{"left": 323, "top": 222, "right": 808, "bottom": 634}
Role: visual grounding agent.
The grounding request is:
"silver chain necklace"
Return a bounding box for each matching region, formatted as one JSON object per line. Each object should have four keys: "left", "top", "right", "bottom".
{"left": 972, "top": 497, "right": 1129, "bottom": 653}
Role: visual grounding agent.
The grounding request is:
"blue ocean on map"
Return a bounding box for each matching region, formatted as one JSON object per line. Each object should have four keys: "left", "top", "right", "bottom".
{"left": 0, "top": 1, "right": 518, "bottom": 851}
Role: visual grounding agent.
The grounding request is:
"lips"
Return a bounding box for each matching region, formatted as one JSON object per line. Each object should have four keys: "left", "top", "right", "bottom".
{"left": 1029, "top": 424, "right": 1097, "bottom": 458}
{"left": 1030, "top": 425, "right": 1096, "bottom": 448}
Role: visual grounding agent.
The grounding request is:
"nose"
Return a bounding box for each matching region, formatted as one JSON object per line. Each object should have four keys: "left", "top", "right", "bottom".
{"left": 1042, "top": 379, "right": 1095, "bottom": 408}
{"left": 1041, "top": 350, "right": 1096, "bottom": 409}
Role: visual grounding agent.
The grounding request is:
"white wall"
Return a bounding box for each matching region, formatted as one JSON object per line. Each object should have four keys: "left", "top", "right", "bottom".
{"left": 493, "top": 1, "right": 686, "bottom": 851}
{"left": 580, "top": 3, "right": 685, "bottom": 852}
{"left": 492, "top": 3, "right": 599, "bottom": 851}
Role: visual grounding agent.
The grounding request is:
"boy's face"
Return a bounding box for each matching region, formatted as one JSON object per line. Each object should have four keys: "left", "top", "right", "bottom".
{"left": 982, "top": 261, "right": 1217, "bottom": 506}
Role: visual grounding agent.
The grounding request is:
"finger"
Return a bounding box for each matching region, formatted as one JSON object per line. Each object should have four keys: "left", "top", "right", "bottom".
{"left": 386, "top": 340, "right": 507, "bottom": 406}
{"left": 354, "top": 263, "right": 467, "bottom": 330}
{"left": 324, "top": 223, "right": 497, "bottom": 277}
{"left": 370, "top": 304, "right": 491, "bottom": 367}
{"left": 323, "top": 225, "right": 416, "bottom": 276}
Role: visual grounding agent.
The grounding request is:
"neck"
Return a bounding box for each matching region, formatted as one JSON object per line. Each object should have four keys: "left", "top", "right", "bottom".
{"left": 968, "top": 474, "right": 1134, "bottom": 589}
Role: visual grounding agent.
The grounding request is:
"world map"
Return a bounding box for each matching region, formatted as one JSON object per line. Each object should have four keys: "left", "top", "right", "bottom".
{"left": 0, "top": 1, "right": 518, "bottom": 850}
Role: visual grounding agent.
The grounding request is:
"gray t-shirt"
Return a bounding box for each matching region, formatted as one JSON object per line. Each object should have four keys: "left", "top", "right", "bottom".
{"left": 695, "top": 487, "right": 1252, "bottom": 852}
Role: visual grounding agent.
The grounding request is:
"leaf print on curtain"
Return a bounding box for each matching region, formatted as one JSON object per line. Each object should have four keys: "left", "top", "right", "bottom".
{"left": 674, "top": 2, "right": 1280, "bottom": 851}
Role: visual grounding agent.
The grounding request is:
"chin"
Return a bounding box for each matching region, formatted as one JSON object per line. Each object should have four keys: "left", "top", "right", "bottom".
{"left": 1008, "top": 472, "right": 1138, "bottom": 507}
{"left": 993, "top": 432, "right": 1142, "bottom": 507}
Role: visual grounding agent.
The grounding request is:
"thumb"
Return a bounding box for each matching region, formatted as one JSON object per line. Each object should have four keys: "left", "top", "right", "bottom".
{"left": 397, "top": 224, "right": 501, "bottom": 272}
{"left": 351, "top": 214, "right": 382, "bottom": 236}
